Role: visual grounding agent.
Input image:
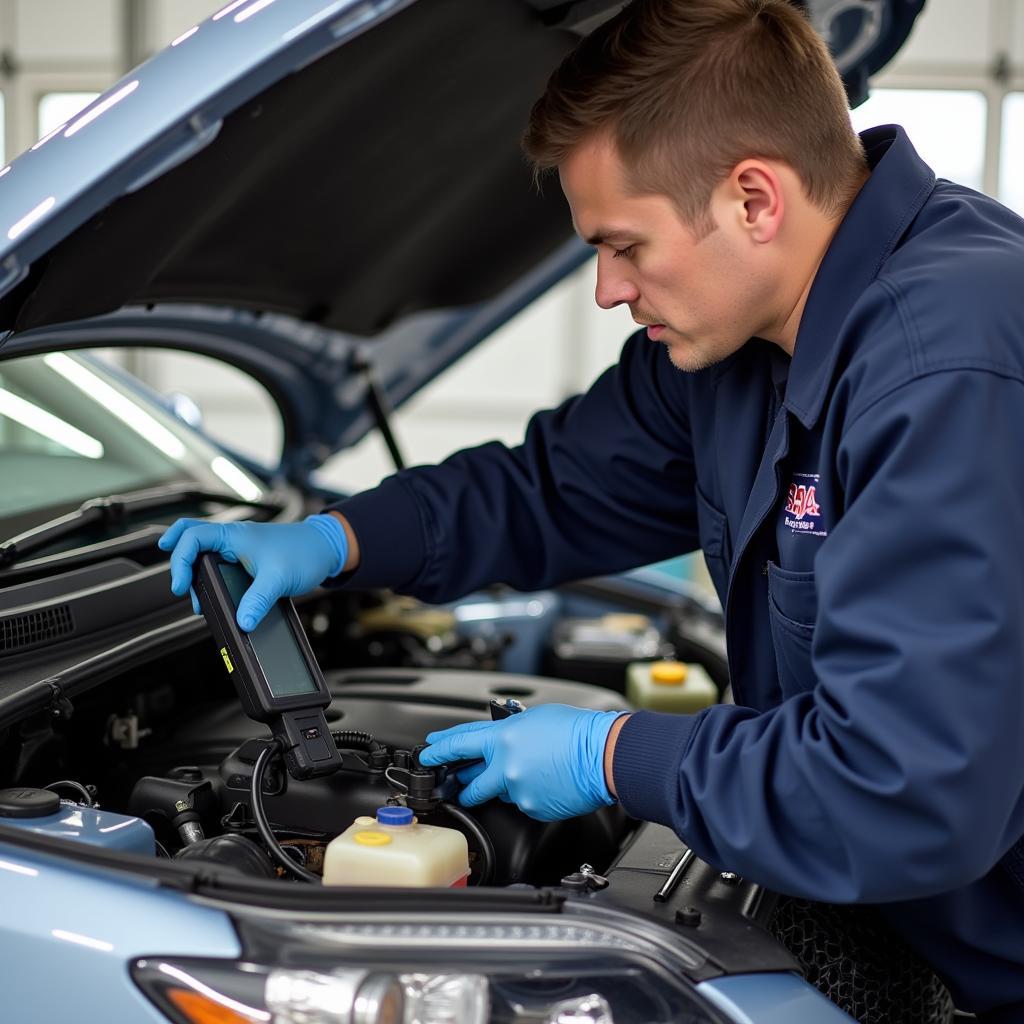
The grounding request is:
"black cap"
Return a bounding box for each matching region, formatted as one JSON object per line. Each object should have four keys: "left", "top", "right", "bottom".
{"left": 0, "top": 787, "right": 61, "bottom": 818}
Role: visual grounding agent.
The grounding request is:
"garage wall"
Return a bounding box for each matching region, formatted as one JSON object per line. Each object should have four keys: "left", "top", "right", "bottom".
{"left": 0, "top": 1, "right": 1020, "bottom": 513}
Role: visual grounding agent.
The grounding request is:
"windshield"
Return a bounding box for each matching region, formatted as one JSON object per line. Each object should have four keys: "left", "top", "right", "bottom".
{"left": 0, "top": 351, "right": 264, "bottom": 535}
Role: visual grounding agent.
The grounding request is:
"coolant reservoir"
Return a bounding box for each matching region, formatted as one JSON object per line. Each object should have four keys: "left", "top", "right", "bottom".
{"left": 625, "top": 660, "right": 717, "bottom": 713}
{"left": 322, "top": 806, "right": 469, "bottom": 888}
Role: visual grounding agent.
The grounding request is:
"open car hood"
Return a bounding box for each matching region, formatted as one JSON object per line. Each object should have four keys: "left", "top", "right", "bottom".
{"left": 0, "top": 0, "right": 924, "bottom": 468}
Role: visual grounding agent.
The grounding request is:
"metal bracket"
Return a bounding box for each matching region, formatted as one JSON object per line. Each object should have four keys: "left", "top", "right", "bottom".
{"left": 107, "top": 711, "right": 152, "bottom": 749}
{"left": 47, "top": 682, "right": 74, "bottom": 721}
{"left": 124, "top": 114, "right": 223, "bottom": 195}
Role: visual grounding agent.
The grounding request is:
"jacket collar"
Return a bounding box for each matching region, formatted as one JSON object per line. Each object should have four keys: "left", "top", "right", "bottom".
{"left": 784, "top": 126, "right": 936, "bottom": 429}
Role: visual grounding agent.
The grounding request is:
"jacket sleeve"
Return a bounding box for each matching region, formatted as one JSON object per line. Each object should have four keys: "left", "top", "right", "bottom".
{"left": 614, "top": 367, "right": 1024, "bottom": 903}
{"left": 330, "top": 329, "right": 699, "bottom": 603}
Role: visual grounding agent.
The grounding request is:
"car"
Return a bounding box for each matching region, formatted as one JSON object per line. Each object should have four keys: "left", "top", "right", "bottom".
{"left": 0, "top": 2, "right": 931, "bottom": 1022}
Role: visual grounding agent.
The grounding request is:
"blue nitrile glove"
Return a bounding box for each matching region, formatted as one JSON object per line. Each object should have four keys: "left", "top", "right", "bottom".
{"left": 157, "top": 515, "right": 348, "bottom": 631}
{"left": 418, "top": 704, "right": 626, "bottom": 821}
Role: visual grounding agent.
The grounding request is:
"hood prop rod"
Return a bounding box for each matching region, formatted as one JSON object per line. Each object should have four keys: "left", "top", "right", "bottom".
{"left": 355, "top": 358, "right": 406, "bottom": 472}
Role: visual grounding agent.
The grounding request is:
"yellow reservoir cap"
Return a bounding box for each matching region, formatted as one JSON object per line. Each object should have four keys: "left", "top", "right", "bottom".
{"left": 650, "top": 661, "right": 688, "bottom": 685}
{"left": 354, "top": 831, "right": 392, "bottom": 847}
{"left": 601, "top": 613, "right": 651, "bottom": 632}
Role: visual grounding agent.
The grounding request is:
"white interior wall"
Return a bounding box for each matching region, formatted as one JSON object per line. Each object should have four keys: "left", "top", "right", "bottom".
{"left": 1015, "top": 0, "right": 1024, "bottom": 58}
{"left": 896, "top": 0, "right": 992, "bottom": 66}
{"left": 143, "top": 2, "right": 219, "bottom": 50}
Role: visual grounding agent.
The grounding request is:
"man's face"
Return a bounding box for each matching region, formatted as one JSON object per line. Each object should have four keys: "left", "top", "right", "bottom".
{"left": 559, "top": 134, "right": 775, "bottom": 372}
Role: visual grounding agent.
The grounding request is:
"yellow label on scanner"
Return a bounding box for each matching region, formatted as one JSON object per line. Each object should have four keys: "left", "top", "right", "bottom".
{"left": 220, "top": 647, "right": 234, "bottom": 673}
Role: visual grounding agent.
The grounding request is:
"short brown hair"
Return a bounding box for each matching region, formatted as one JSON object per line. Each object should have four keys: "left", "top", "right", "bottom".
{"left": 523, "top": 0, "right": 867, "bottom": 232}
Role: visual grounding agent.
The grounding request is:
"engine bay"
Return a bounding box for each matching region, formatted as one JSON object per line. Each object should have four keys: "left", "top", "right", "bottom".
{"left": 121, "top": 666, "right": 631, "bottom": 886}
{"left": 1, "top": 575, "right": 877, "bottom": 1007}
{"left": 0, "top": 577, "right": 721, "bottom": 890}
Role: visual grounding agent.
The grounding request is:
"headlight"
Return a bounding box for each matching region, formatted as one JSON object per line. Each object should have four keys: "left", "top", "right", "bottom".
{"left": 132, "top": 905, "right": 725, "bottom": 1024}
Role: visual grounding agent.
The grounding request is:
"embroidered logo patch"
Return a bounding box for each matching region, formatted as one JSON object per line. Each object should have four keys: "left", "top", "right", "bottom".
{"left": 783, "top": 473, "right": 827, "bottom": 537}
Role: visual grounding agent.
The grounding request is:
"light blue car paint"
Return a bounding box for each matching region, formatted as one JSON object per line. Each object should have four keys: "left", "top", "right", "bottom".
{"left": 698, "top": 974, "right": 858, "bottom": 1023}
{"left": 0, "top": 838, "right": 240, "bottom": 1024}
{"left": 0, "top": 802, "right": 155, "bottom": 856}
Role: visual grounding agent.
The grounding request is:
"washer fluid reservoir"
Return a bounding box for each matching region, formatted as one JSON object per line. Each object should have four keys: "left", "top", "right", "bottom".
{"left": 0, "top": 787, "right": 154, "bottom": 854}
{"left": 323, "top": 806, "right": 469, "bottom": 887}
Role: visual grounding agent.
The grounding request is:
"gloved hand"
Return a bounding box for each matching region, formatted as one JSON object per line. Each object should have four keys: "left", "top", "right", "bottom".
{"left": 418, "top": 704, "right": 626, "bottom": 821}
{"left": 158, "top": 515, "right": 348, "bottom": 631}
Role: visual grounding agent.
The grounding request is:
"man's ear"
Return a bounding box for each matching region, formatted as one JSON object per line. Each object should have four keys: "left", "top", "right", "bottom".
{"left": 729, "top": 160, "right": 783, "bottom": 244}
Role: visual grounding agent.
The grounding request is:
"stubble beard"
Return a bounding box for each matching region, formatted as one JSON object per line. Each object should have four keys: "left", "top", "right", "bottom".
{"left": 663, "top": 337, "right": 722, "bottom": 374}
{"left": 636, "top": 311, "right": 732, "bottom": 373}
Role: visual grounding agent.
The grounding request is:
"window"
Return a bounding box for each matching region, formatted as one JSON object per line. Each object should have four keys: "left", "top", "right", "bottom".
{"left": 851, "top": 88, "right": 987, "bottom": 191}
{"left": 999, "top": 93, "right": 1024, "bottom": 216}
{"left": 37, "top": 91, "right": 100, "bottom": 138}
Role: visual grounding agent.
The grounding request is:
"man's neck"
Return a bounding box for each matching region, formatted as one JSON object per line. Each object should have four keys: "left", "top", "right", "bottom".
{"left": 769, "top": 170, "right": 870, "bottom": 356}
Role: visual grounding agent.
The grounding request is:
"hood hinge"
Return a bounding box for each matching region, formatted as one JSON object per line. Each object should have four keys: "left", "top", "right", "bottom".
{"left": 46, "top": 681, "right": 74, "bottom": 721}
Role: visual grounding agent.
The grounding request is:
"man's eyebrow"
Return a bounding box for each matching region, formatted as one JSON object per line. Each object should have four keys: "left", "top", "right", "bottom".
{"left": 584, "top": 228, "right": 634, "bottom": 246}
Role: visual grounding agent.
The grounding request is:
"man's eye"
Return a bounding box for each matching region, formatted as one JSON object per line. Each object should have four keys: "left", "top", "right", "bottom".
{"left": 611, "top": 245, "right": 636, "bottom": 260}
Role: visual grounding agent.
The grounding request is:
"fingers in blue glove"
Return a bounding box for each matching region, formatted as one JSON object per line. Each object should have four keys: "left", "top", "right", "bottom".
{"left": 437, "top": 705, "right": 624, "bottom": 821}
{"left": 419, "top": 720, "right": 496, "bottom": 766}
{"left": 160, "top": 520, "right": 231, "bottom": 596}
{"left": 236, "top": 572, "right": 276, "bottom": 633}
{"left": 454, "top": 761, "right": 487, "bottom": 785}
{"left": 157, "top": 517, "right": 198, "bottom": 552}
{"left": 458, "top": 765, "right": 507, "bottom": 808}
{"left": 159, "top": 517, "right": 348, "bottom": 633}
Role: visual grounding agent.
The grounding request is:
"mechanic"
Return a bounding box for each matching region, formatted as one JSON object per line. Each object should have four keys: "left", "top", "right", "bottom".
{"left": 160, "top": 0, "right": 1024, "bottom": 1017}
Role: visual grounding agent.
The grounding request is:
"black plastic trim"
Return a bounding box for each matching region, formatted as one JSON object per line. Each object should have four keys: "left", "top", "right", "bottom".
{"left": 0, "top": 612, "right": 209, "bottom": 722}
{"left": 0, "top": 818, "right": 566, "bottom": 912}
{"left": 600, "top": 822, "right": 799, "bottom": 977}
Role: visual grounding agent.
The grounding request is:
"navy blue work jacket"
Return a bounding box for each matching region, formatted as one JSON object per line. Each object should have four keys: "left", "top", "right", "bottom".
{"left": 336, "top": 127, "right": 1024, "bottom": 1016}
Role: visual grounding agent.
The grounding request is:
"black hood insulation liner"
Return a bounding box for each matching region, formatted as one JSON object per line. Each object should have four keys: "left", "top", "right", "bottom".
{"left": 3, "top": 0, "right": 577, "bottom": 337}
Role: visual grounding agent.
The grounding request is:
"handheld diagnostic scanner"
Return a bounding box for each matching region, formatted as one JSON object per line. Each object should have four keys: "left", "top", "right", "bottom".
{"left": 194, "top": 553, "right": 342, "bottom": 780}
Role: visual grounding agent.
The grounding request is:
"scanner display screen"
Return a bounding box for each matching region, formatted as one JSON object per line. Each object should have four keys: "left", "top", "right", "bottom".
{"left": 218, "top": 561, "right": 319, "bottom": 698}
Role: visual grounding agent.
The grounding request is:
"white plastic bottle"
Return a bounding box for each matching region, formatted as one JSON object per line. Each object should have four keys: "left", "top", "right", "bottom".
{"left": 322, "top": 806, "right": 470, "bottom": 887}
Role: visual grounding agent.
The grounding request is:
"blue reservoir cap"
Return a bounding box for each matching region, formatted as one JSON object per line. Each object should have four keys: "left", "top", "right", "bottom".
{"left": 377, "top": 806, "right": 414, "bottom": 826}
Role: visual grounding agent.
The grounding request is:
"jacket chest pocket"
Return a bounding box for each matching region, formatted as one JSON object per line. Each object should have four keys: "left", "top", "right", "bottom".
{"left": 767, "top": 561, "right": 818, "bottom": 699}
{"left": 695, "top": 484, "right": 731, "bottom": 604}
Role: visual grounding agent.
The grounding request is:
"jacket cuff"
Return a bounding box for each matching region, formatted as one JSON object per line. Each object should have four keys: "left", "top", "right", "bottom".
{"left": 976, "top": 1003, "right": 1024, "bottom": 1024}
{"left": 324, "top": 476, "right": 427, "bottom": 590}
{"left": 612, "top": 710, "right": 700, "bottom": 824}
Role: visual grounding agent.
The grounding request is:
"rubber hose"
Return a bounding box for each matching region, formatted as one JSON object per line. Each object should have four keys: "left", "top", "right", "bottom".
{"left": 439, "top": 801, "right": 495, "bottom": 887}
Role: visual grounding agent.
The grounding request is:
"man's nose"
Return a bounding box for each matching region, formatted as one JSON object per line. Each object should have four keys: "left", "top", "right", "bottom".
{"left": 595, "top": 257, "right": 640, "bottom": 310}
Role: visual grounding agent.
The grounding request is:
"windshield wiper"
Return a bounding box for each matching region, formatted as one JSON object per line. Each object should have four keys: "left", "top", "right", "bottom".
{"left": 0, "top": 484, "right": 285, "bottom": 569}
